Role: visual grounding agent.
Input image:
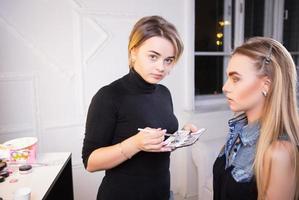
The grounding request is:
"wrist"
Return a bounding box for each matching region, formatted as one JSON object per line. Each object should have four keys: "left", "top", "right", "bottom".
{"left": 119, "top": 137, "right": 141, "bottom": 159}
{"left": 129, "top": 134, "right": 142, "bottom": 151}
{"left": 118, "top": 142, "right": 131, "bottom": 159}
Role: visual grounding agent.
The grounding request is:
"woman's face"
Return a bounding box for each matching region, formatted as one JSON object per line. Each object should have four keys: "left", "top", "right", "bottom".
{"left": 223, "top": 53, "right": 269, "bottom": 117}
{"left": 131, "top": 36, "right": 176, "bottom": 84}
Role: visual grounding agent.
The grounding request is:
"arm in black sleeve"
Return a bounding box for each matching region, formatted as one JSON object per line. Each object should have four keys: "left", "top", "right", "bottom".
{"left": 82, "top": 87, "right": 117, "bottom": 169}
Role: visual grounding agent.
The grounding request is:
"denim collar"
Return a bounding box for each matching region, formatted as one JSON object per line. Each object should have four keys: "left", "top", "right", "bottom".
{"left": 227, "top": 113, "right": 260, "bottom": 146}
{"left": 240, "top": 120, "right": 260, "bottom": 146}
{"left": 228, "top": 113, "right": 247, "bottom": 134}
{"left": 225, "top": 113, "right": 260, "bottom": 169}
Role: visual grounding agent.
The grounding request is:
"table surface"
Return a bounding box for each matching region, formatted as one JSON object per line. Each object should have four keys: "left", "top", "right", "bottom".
{"left": 0, "top": 152, "right": 71, "bottom": 200}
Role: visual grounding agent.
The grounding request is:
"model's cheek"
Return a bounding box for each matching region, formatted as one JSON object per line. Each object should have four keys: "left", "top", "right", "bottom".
{"left": 237, "top": 81, "right": 262, "bottom": 104}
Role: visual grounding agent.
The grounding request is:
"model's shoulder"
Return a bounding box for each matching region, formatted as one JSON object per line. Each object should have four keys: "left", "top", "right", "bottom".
{"left": 265, "top": 140, "right": 295, "bottom": 165}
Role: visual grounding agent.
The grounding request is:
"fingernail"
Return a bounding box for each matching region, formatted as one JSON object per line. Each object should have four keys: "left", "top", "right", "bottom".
{"left": 161, "top": 148, "right": 171, "bottom": 152}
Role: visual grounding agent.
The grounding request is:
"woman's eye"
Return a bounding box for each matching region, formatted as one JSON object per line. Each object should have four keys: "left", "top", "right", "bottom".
{"left": 149, "top": 54, "right": 158, "bottom": 61}
{"left": 231, "top": 77, "right": 239, "bottom": 83}
{"left": 164, "top": 58, "right": 174, "bottom": 65}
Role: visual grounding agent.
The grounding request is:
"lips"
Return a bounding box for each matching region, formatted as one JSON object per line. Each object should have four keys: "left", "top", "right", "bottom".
{"left": 151, "top": 74, "right": 163, "bottom": 80}
{"left": 226, "top": 96, "right": 233, "bottom": 102}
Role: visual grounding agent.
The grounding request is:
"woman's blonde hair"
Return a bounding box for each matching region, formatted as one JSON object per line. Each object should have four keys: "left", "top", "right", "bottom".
{"left": 128, "top": 15, "right": 184, "bottom": 68}
{"left": 233, "top": 37, "right": 299, "bottom": 199}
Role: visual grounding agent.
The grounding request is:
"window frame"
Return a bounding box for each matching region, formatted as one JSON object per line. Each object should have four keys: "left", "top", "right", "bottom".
{"left": 193, "top": 0, "right": 294, "bottom": 112}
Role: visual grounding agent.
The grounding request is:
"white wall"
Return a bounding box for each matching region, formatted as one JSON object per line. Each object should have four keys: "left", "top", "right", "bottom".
{"left": 0, "top": 0, "right": 232, "bottom": 199}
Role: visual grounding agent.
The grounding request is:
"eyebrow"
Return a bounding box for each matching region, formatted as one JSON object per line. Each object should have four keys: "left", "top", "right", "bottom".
{"left": 228, "top": 71, "right": 241, "bottom": 77}
{"left": 148, "top": 50, "right": 175, "bottom": 59}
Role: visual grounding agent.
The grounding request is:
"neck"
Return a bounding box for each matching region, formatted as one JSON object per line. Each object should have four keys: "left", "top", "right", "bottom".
{"left": 127, "top": 68, "right": 156, "bottom": 93}
{"left": 245, "top": 104, "right": 263, "bottom": 124}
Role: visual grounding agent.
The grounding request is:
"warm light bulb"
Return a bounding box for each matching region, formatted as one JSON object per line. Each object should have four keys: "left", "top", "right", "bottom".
{"left": 216, "top": 40, "right": 223, "bottom": 46}
{"left": 217, "top": 33, "right": 223, "bottom": 38}
{"left": 219, "top": 20, "right": 231, "bottom": 26}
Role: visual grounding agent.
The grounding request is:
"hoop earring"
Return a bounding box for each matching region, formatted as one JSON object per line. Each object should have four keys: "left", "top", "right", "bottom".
{"left": 262, "top": 91, "right": 267, "bottom": 97}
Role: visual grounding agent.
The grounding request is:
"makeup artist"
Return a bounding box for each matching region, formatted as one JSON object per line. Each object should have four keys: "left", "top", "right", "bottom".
{"left": 82, "top": 15, "right": 197, "bottom": 200}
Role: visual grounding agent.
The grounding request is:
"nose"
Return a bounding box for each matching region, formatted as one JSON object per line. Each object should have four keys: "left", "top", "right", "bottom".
{"left": 156, "top": 60, "right": 165, "bottom": 72}
{"left": 222, "top": 79, "right": 229, "bottom": 94}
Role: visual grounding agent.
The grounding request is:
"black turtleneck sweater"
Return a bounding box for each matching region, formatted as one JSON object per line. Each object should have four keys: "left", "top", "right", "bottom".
{"left": 82, "top": 69, "right": 178, "bottom": 200}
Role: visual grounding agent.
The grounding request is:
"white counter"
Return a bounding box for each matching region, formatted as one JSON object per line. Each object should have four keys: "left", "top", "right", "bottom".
{"left": 0, "top": 152, "right": 73, "bottom": 200}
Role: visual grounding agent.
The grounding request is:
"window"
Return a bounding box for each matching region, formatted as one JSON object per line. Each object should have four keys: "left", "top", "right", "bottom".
{"left": 283, "top": 0, "right": 299, "bottom": 101}
{"left": 283, "top": 0, "right": 299, "bottom": 66}
{"left": 195, "top": 0, "right": 230, "bottom": 95}
{"left": 244, "top": 0, "right": 265, "bottom": 38}
{"left": 194, "top": 0, "right": 299, "bottom": 103}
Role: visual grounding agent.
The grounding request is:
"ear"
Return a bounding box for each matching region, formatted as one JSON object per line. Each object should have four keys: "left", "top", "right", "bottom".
{"left": 262, "top": 76, "right": 271, "bottom": 93}
{"left": 130, "top": 48, "right": 137, "bottom": 61}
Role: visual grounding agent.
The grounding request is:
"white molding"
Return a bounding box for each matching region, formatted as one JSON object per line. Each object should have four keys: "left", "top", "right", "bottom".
{"left": 43, "top": 121, "right": 84, "bottom": 131}
{"left": 72, "top": 163, "right": 84, "bottom": 168}
{"left": 234, "top": 0, "right": 245, "bottom": 48}
{"left": 72, "top": 8, "right": 140, "bottom": 110}
{"left": 0, "top": 73, "right": 35, "bottom": 81}
{"left": 273, "top": 0, "right": 285, "bottom": 42}
{"left": 73, "top": 9, "right": 139, "bottom": 65}
{"left": 0, "top": 73, "right": 41, "bottom": 139}
{"left": 81, "top": 16, "right": 112, "bottom": 64}
{"left": 72, "top": 4, "right": 88, "bottom": 118}
{"left": 68, "top": 0, "right": 86, "bottom": 8}
{"left": 73, "top": 8, "right": 142, "bottom": 18}
{"left": 0, "top": 124, "right": 35, "bottom": 136}
{"left": 0, "top": 13, "right": 73, "bottom": 80}
{"left": 184, "top": 0, "right": 195, "bottom": 111}
{"left": 264, "top": 0, "right": 275, "bottom": 37}
{"left": 174, "top": 193, "right": 198, "bottom": 200}
{"left": 223, "top": 0, "right": 232, "bottom": 84}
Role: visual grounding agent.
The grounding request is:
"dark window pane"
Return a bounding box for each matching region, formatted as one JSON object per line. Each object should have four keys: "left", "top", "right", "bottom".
{"left": 195, "top": 56, "right": 223, "bottom": 95}
{"left": 244, "top": 0, "right": 265, "bottom": 39}
{"left": 283, "top": 0, "right": 299, "bottom": 52}
{"left": 292, "top": 55, "right": 299, "bottom": 66}
{"left": 295, "top": 55, "right": 299, "bottom": 103}
{"left": 195, "top": 0, "right": 224, "bottom": 52}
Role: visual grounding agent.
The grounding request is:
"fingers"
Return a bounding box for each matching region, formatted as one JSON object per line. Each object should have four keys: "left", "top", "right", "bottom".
{"left": 139, "top": 128, "right": 166, "bottom": 139}
{"left": 144, "top": 144, "right": 172, "bottom": 152}
{"left": 143, "top": 143, "right": 170, "bottom": 152}
{"left": 182, "top": 123, "right": 198, "bottom": 133}
{"left": 140, "top": 136, "right": 164, "bottom": 146}
{"left": 137, "top": 128, "right": 171, "bottom": 152}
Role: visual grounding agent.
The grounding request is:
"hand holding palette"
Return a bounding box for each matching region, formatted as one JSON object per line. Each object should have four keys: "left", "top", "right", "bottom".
{"left": 163, "top": 128, "right": 207, "bottom": 149}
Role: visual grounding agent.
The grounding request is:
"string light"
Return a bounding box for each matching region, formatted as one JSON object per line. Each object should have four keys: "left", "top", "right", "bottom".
{"left": 219, "top": 20, "right": 231, "bottom": 26}
{"left": 217, "top": 33, "right": 223, "bottom": 38}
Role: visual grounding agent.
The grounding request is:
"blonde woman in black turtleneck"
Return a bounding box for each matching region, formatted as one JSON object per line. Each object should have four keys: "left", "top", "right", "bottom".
{"left": 82, "top": 16, "right": 197, "bottom": 200}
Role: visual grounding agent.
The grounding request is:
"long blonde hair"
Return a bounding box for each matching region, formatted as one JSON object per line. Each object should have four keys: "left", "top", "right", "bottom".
{"left": 233, "top": 37, "right": 299, "bottom": 199}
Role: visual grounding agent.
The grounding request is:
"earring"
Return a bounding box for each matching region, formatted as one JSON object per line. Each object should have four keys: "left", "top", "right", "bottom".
{"left": 262, "top": 91, "right": 267, "bottom": 97}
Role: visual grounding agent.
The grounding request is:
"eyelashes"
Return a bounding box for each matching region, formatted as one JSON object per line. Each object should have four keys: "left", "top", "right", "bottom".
{"left": 231, "top": 77, "right": 240, "bottom": 82}
{"left": 224, "top": 76, "right": 240, "bottom": 83}
{"left": 148, "top": 54, "right": 158, "bottom": 61}
{"left": 148, "top": 54, "right": 174, "bottom": 65}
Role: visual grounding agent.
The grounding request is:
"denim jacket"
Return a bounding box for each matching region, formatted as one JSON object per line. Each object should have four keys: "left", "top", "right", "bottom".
{"left": 218, "top": 113, "right": 260, "bottom": 183}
